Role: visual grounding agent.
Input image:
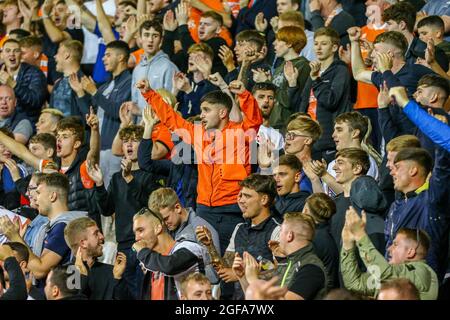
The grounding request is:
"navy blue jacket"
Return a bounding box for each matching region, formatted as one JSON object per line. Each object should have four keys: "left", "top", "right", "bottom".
{"left": 274, "top": 191, "right": 309, "bottom": 216}
{"left": 76, "top": 69, "right": 132, "bottom": 150}
{"left": 14, "top": 63, "right": 48, "bottom": 123}
{"left": 233, "top": 0, "right": 277, "bottom": 34}
{"left": 384, "top": 146, "right": 450, "bottom": 278}
{"left": 176, "top": 78, "right": 217, "bottom": 118}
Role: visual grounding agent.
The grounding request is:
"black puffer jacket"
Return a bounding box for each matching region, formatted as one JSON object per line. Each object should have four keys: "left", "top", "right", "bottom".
{"left": 59, "top": 146, "right": 101, "bottom": 228}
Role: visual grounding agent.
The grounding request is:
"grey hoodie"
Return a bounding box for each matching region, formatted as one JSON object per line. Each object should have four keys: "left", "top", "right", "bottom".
{"left": 171, "top": 208, "right": 220, "bottom": 285}
{"left": 131, "top": 50, "right": 179, "bottom": 111}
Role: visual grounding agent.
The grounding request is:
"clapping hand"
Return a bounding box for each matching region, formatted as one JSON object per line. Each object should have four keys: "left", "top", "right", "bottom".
{"left": 377, "top": 81, "right": 390, "bottom": 109}
{"left": 173, "top": 72, "right": 191, "bottom": 93}
{"left": 255, "top": 12, "right": 268, "bottom": 32}
{"left": 119, "top": 102, "right": 134, "bottom": 126}
{"left": 142, "top": 105, "right": 160, "bottom": 128}
{"left": 283, "top": 60, "right": 299, "bottom": 87}
{"left": 0, "top": 216, "right": 20, "bottom": 241}
{"left": 251, "top": 68, "right": 271, "bottom": 83}
{"left": 232, "top": 252, "right": 245, "bottom": 278}
{"left": 243, "top": 251, "right": 259, "bottom": 283}
{"left": 344, "top": 206, "right": 367, "bottom": 242}
{"left": 257, "top": 138, "right": 275, "bottom": 168}
{"left": 68, "top": 73, "right": 84, "bottom": 96}
{"left": 218, "top": 45, "right": 235, "bottom": 72}
{"left": 245, "top": 276, "right": 287, "bottom": 300}
{"left": 163, "top": 10, "right": 178, "bottom": 31}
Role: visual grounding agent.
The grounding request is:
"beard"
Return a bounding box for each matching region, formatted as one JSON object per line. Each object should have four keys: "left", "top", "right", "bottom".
{"left": 86, "top": 245, "right": 103, "bottom": 258}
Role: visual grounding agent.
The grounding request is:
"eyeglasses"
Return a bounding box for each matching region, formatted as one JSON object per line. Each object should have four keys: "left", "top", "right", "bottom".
{"left": 136, "top": 207, "right": 164, "bottom": 224}
{"left": 285, "top": 132, "right": 311, "bottom": 141}
{"left": 27, "top": 186, "right": 37, "bottom": 193}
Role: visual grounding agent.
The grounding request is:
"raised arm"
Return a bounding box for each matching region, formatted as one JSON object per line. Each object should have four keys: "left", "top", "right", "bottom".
{"left": 228, "top": 80, "right": 263, "bottom": 131}
{"left": 190, "top": 0, "right": 232, "bottom": 28}
{"left": 137, "top": 0, "right": 146, "bottom": 17}
{"left": 207, "top": 72, "right": 241, "bottom": 122}
{"left": 309, "top": 0, "right": 325, "bottom": 30}
{"left": 42, "top": 0, "right": 70, "bottom": 43}
{"left": 135, "top": 246, "right": 199, "bottom": 276}
{"left": 112, "top": 102, "right": 135, "bottom": 156}
{"left": 348, "top": 27, "right": 373, "bottom": 84}
{"left": 18, "top": 0, "right": 37, "bottom": 32}
{"left": 86, "top": 107, "right": 100, "bottom": 165}
{"left": 137, "top": 80, "right": 195, "bottom": 140}
{"left": 96, "top": 0, "right": 117, "bottom": 44}
{"left": 66, "top": 0, "right": 97, "bottom": 33}
{"left": 0, "top": 130, "right": 40, "bottom": 170}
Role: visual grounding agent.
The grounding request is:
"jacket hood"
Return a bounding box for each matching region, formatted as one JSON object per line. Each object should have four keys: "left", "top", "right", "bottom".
{"left": 145, "top": 50, "right": 172, "bottom": 65}
{"left": 350, "top": 176, "right": 388, "bottom": 216}
{"left": 50, "top": 211, "right": 88, "bottom": 227}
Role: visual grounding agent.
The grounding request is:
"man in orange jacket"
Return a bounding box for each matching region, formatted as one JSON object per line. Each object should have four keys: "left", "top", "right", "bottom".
{"left": 136, "top": 78, "right": 263, "bottom": 255}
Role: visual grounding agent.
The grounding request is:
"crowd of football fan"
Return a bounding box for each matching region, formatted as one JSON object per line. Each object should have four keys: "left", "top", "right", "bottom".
{"left": 0, "top": 0, "right": 449, "bottom": 301}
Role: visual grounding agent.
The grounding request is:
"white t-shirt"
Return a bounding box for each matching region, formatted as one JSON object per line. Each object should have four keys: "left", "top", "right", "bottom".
{"left": 257, "top": 125, "right": 285, "bottom": 150}
{"left": 325, "top": 155, "right": 379, "bottom": 197}
{"left": 81, "top": 0, "right": 117, "bottom": 64}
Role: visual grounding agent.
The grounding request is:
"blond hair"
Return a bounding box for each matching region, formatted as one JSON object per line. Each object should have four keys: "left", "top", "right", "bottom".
{"left": 60, "top": 39, "right": 83, "bottom": 64}
{"left": 148, "top": 187, "right": 180, "bottom": 213}
{"left": 283, "top": 212, "right": 315, "bottom": 241}
{"left": 41, "top": 108, "right": 64, "bottom": 118}
{"left": 64, "top": 217, "right": 97, "bottom": 252}
{"left": 180, "top": 272, "right": 211, "bottom": 297}
{"left": 279, "top": 10, "right": 305, "bottom": 29}
{"left": 156, "top": 89, "right": 177, "bottom": 108}
{"left": 287, "top": 116, "right": 322, "bottom": 144}
{"left": 386, "top": 135, "right": 421, "bottom": 152}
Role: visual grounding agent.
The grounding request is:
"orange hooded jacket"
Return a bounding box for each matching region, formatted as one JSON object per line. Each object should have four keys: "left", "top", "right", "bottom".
{"left": 142, "top": 89, "right": 263, "bottom": 207}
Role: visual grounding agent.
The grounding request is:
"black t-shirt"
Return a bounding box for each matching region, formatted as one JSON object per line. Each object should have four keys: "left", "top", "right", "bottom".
{"left": 288, "top": 264, "right": 325, "bottom": 300}
{"left": 42, "top": 28, "right": 84, "bottom": 84}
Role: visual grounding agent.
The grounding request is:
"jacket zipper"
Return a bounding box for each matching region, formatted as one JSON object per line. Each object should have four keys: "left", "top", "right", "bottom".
{"left": 210, "top": 164, "right": 214, "bottom": 207}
